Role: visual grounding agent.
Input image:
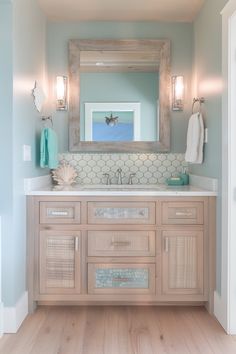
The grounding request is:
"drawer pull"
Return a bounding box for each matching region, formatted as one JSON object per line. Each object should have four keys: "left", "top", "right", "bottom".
{"left": 164, "top": 237, "right": 169, "bottom": 253}
{"left": 175, "top": 211, "right": 193, "bottom": 217}
{"left": 49, "top": 211, "right": 69, "bottom": 216}
{"left": 139, "top": 210, "right": 145, "bottom": 216}
{"left": 111, "top": 241, "right": 131, "bottom": 247}
{"left": 112, "top": 277, "right": 130, "bottom": 282}
{"left": 75, "top": 237, "right": 79, "bottom": 251}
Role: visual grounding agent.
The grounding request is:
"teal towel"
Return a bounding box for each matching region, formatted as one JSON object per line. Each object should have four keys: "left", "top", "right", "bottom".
{"left": 40, "top": 128, "right": 58, "bottom": 169}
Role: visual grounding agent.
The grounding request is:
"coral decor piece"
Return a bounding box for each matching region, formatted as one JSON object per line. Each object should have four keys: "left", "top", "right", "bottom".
{"left": 52, "top": 163, "right": 78, "bottom": 186}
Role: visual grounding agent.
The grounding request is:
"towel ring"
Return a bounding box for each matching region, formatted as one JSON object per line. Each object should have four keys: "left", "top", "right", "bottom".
{"left": 192, "top": 97, "right": 205, "bottom": 114}
{"left": 41, "top": 116, "right": 53, "bottom": 127}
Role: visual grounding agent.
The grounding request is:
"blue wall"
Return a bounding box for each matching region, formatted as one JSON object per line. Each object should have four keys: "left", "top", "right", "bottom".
{"left": 0, "top": 0, "right": 47, "bottom": 307}
{"left": 192, "top": 0, "right": 228, "bottom": 292}
{"left": 47, "top": 21, "right": 194, "bottom": 152}
{"left": 0, "top": 0, "right": 14, "bottom": 306}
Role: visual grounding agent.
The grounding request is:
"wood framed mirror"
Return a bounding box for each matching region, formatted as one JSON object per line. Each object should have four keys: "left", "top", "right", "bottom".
{"left": 68, "top": 39, "right": 170, "bottom": 152}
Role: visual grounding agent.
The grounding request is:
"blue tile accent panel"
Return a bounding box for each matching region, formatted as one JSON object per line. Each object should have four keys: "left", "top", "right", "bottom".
{"left": 95, "top": 268, "right": 149, "bottom": 289}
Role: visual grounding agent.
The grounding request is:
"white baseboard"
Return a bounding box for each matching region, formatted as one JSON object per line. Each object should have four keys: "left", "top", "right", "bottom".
{"left": 214, "top": 291, "right": 228, "bottom": 333}
{"left": 3, "top": 292, "right": 28, "bottom": 333}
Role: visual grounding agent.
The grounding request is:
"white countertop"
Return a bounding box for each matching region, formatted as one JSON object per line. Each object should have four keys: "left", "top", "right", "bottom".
{"left": 26, "top": 184, "right": 217, "bottom": 197}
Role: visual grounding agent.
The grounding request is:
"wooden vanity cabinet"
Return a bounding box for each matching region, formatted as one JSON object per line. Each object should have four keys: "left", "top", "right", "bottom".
{"left": 27, "top": 196, "right": 215, "bottom": 312}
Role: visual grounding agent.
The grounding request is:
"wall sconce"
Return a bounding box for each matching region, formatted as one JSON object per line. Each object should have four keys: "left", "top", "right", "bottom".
{"left": 172, "top": 75, "right": 184, "bottom": 111}
{"left": 56, "top": 76, "right": 68, "bottom": 111}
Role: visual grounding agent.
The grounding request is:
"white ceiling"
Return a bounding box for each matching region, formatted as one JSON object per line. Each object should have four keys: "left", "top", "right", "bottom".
{"left": 37, "top": 0, "right": 205, "bottom": 22}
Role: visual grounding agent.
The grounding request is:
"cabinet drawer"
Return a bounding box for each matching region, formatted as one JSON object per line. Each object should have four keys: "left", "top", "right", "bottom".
{"left": 40, "top": 202, "right": 81, "bottom": 224}
{"left": 88, "top": 263, "right": 155, "bottom": 294}
{"left": 88, "top": 231, "right": 156, "bottom": 257}
{"left": 88, "top": 202, "right": 156, "bottom": 224}
{"left": 162, "top": 202, "right": 204, "bottom": 225}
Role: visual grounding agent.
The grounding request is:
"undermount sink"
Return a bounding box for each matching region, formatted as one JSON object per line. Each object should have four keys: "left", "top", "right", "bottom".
{"left": 74, "top": 184, "right": 166, "bottom": 191}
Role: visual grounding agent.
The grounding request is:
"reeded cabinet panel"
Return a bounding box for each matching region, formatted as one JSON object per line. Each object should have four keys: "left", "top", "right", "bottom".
{"left": 88, "top": 202, "right": 156, "bottom": 224}
{"left": 39, "top": 230, "right": 81, "bottom": 294}
{"left": 88, "top": 230, "right": 156, "bottom": 257}
{"left": 162, "top": 230, "right": 204, "bottom": 295}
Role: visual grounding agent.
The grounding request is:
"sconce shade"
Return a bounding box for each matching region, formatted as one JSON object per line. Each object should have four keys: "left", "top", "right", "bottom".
{"left": 56, "top": 76, "right": 68, "bottom": 111}
{"left": 172, "top": 75, "right": 184, "bottom": 111}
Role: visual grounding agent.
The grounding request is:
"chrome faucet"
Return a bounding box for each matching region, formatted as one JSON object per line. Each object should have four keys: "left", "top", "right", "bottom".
{"left": 116, "top": 168, "right": 123, "bottom": 185}
{"left": 103, "top": 173, "right": 111, "bottom": 185}
{"left": 128, "top": 173, "right": 136, "bottom": 185}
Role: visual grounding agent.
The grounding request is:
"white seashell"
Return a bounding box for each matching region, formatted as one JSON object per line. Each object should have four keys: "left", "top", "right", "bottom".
{"left": 52, "top": 163, "right": 78, "bottom": 186}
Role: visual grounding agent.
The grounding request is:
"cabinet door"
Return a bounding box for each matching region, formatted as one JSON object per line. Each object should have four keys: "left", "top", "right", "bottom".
{"left": 162, "top": 230, "right": 204, "bottom": 295}
{"left": 39, "top": 230, "right": 81, "bottom": 294}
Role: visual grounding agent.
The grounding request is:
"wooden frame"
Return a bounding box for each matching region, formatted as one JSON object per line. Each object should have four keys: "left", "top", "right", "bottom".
{"left": 68, "top": 39, "right": 171, "bottom": 152}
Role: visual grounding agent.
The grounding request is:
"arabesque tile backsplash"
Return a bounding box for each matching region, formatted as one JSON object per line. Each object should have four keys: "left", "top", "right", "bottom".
{"left": 59, "top": 153, "right": 188, "bottom": 185}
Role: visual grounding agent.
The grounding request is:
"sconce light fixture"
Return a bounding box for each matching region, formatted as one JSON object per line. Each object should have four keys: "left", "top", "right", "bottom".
{"left": 172, "top": 75, "right": 184, "bottom": 111}
{"left": 56, "top": 76, "right": 68, "bottom": 111}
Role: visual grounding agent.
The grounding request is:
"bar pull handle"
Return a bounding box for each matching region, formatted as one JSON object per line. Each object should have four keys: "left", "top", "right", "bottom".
{"left": 49, "top": 210, "right": 69, "bottom": 216}
{"left": 175, "top": 211, "right": 192, "bottom": 217}
{"left": 112, "top": 277, "right": 130, "bottom": 282}
{"left": 75, "top": 237, "right": 79, "bottom": 252}
{"left": 111, "top": 241, "right": 131, "bottom": 247}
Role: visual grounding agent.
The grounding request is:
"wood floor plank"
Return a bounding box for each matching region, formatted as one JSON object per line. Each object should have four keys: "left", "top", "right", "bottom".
{"left": 81, "top": 306, "right": 106, "bottom": 354}
{"left": 28, "top": 307, "right": 68, "bottom": 354}
{"left": 103, "top": 306, "right": 130, "bottom": 354}
{"left": 148, "top": 306, "right": 191, "bottom": 354}
{"left": 0, "top": 306, "right": 236, "bottom": 354}
{"left": 55, "top": 307, "right": 87, "bottom": 354}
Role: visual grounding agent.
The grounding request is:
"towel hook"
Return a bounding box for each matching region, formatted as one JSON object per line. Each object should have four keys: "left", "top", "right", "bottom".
{"left": 192, "top": 97, "right": 205, "bottom": 114}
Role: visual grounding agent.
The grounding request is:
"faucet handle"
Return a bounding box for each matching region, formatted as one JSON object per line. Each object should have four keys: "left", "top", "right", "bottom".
{"left": 116, "top": 168, "right": 123, "bottom": 185}
{"left": 128, "top": 173, "right": 136, "bottom": 185}
{"left": 103, "top": 173, "right": 111, "bottom": 185}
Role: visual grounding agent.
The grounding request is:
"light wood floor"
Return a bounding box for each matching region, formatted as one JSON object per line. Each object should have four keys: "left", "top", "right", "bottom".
{"left": 0, "top": 306, "right": 236, "bottom": 354}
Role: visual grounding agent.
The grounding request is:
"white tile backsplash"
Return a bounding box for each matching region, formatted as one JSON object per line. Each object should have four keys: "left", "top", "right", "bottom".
{"left": 58, "top": 153, "right": 188, "bottom": 185}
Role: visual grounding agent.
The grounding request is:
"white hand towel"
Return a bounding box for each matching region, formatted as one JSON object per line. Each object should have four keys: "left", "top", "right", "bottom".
{"left": 185, "top": 112, "right": 204, "bottom": 164}
{"left": 195, "top": 113, "right": 204, "bottom": 164}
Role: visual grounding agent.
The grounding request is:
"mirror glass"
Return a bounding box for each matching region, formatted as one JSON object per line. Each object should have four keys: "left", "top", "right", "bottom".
{"left": 80, "top": 50, "right": 159, "bottom": 142}
{"left": 68, "top": 40, "right": 170, "bottom": 152}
